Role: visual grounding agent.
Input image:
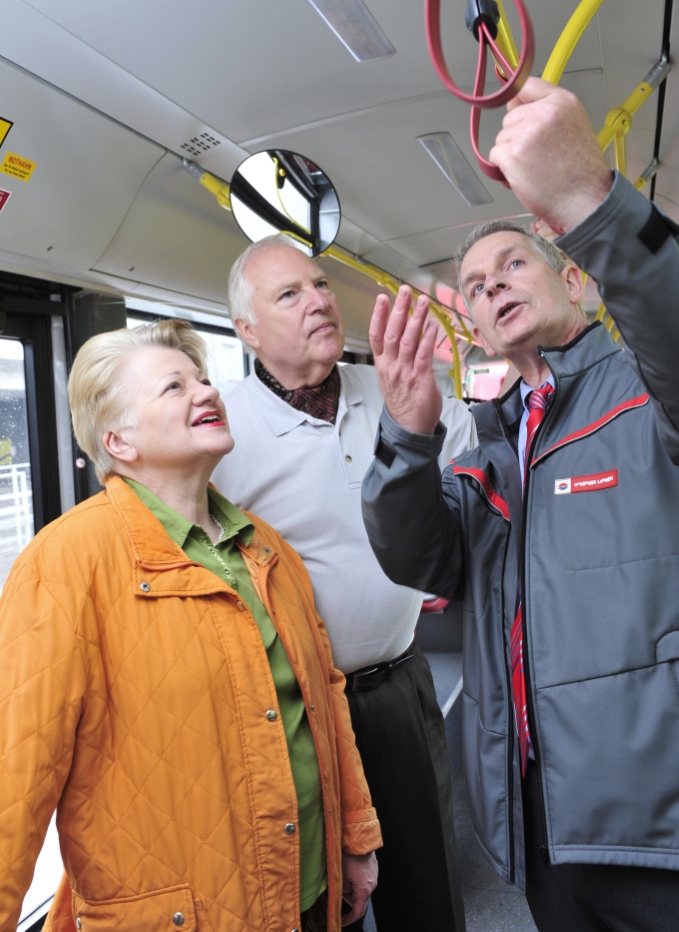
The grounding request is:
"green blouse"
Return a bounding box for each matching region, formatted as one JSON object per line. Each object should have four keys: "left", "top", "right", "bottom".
{"left": 124, "top": 479, "right": 326, "bottom": 912}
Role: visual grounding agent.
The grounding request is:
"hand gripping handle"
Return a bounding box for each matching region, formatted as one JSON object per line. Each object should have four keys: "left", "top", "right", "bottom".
{"left": 425, "top": 0, "right": 535, "bottom": 184}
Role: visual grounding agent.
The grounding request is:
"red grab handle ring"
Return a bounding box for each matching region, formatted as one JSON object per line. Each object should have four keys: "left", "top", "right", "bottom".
{"left": 425, "top": 0, "right": 536, "bottom": 185}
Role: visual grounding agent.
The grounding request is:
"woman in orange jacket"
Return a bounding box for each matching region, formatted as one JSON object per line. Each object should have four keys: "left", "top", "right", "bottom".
{"left": 0, "top": 320, "right": 381, "bottom": 932}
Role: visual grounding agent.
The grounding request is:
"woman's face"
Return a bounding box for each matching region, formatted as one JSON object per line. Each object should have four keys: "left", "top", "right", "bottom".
{"left": 115, "top": 345, "right": 234, "bottom": 474}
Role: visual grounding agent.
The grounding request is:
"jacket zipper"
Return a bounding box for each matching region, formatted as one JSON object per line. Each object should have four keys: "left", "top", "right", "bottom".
{"left": 493, "top": 399, "right": 519, "bottom": 883}
{"left": 519, "top": 359, "right": 557, "bottom": 863}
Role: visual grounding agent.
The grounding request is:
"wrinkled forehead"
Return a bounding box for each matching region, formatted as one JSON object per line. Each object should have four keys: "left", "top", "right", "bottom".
{"left": 248, "top": 244, "right": 325, "bottom": 293}
{"left": 460, "top": 231, "right": 546, "bottom": 282}
{"left": 124, "top": 344, "right": 204, "bottom": 387}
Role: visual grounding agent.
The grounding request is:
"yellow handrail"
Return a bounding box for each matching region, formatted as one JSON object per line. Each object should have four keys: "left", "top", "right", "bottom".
{"left": 326, "top": 242, "right": 473, "bottom": 398}
{"left": 493, "top": 0, "right": 520, "bottom": 76}
{"left": 195, "top": 167, "right": 231, "bottom": 209}
{"left": 597, "top": 61, "right": 670, "bottom": 153}
{"left": 542, "top": 0, "right": 606, "bottom": 85}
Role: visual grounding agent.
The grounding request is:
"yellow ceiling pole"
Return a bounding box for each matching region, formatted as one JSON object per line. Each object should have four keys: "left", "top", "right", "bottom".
{"left": 492, "top": 0, "right": 520, "bottom": 78}
{"left": 597, "top": 61, "right": 671, "bottom": 154}
{"left": 182, "top": 160, "right": 232, "bottom": 209}
{"left": 428, "top": 304, "right": 466, "bottom": 398}
{"left": 325, "top": 243, "right": 474, "bottom": 343}
{"left": 324, "top": 245, "right": 472, "bottom": 398}
{"left": 613, "top": 132, "right": 627, "bottom": 177}
{"left": 542, "top": 0, "right": 606, "bottom": 85}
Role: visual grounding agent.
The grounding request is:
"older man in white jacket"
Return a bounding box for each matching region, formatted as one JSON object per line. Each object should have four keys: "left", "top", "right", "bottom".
{"left": 213, "top": 237, "right": 475, "bottom": 932}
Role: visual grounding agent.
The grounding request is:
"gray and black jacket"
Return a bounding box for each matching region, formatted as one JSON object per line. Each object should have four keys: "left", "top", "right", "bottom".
{"left": 362, "top": 174, "right": 679, "bottom": 890}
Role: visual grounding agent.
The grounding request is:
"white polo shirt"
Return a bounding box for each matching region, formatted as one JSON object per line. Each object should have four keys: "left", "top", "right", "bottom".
{"left": 213, "top": 364, "right": 476, "bottom": 673}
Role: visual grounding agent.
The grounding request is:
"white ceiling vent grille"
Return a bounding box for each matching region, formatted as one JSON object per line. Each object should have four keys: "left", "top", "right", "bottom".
{"left": 180, "top": 133, "right": 222, "bottom": 158}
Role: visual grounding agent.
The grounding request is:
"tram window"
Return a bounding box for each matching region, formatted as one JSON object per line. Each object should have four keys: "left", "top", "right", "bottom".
{"left": 0, "top": 339, "right": 33, "bottom": 590}
{"left": 196, "top": 328, "right": 246, "bottom": 398}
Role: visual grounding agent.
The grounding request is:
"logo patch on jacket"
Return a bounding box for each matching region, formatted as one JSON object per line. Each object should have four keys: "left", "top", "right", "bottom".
{"left": 554, "top": 470, "right": 618, "bottom": 494}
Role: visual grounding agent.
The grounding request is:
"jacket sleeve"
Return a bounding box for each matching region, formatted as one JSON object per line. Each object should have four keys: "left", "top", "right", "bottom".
{"left": 362, "top": 407, "right": 464, "bottom": 598}
{"left": 438, "top": 395, "right": 478, "bottom": 469}
{"left": 558, "top": 172, "right": 679, "bottom": 463}
{"left": 0, "top": 554, "right": 87, "bottom": 931}
{"left": 274, "top": 536, "right": 382, "bottom": 857}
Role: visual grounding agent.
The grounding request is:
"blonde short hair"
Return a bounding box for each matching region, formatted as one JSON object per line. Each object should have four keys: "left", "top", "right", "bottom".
{"left": 68, "top": 319, "right": 208, "bottom": 482}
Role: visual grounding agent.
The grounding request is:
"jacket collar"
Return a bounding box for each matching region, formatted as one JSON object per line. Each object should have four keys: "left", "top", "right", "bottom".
{"left": 538, "top": 320, "right": 620, "bottom": 380}
{"left": 481, "top": 321, "right": 619, "bottom": 440}
{"left": 105, "top": 475, "right": 275, "bottom": 579}
{"left": 470, "top": 322, "right": 620, "bottom": 530}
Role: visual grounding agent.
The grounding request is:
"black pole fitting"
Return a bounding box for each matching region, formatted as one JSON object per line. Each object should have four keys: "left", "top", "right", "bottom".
{"left": 465, "top": 0, "right": 500, "bottom": 41}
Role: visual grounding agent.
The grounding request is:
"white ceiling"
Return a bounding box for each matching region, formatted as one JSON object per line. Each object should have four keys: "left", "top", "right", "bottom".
{"left": 0, "top": 0, "right": 674, "bottom": 344}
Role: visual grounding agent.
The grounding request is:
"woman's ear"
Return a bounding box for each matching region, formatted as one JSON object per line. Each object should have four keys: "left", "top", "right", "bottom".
{"left": 102, "top": 428, "right": 139, "bottom": 466}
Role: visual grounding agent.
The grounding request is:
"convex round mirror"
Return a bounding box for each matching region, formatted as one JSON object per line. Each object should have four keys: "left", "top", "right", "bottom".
{"left": 230, "top": 150, "right": 340, "bottom": 257}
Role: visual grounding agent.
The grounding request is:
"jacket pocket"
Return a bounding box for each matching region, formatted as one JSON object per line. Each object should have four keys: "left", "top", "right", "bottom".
{"left": 657, "top": 630, "right": 679, "bottom": 695}
{"left": 72, "top": 883, "right": 196, "bottom": 931}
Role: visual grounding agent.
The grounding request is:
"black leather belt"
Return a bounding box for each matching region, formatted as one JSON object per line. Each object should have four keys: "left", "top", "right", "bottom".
{"left": 346, "top": 644, "right": 415, "bottom": 692}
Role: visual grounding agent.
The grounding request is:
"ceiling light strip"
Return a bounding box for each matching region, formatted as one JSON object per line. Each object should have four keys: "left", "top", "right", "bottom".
{"left": 306, "top": 0, "right": 395, "bottom": 62}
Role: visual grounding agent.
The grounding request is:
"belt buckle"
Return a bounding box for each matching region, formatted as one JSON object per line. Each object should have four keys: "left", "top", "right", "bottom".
{"left": 352, "top": 666, "right": 386, "bottom": 692}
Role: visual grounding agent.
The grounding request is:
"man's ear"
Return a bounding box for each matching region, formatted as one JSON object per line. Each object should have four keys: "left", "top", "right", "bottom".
{"left": 102, "top": 428, "right": 139, "bottom": 466}
{"left": 562, "top": 263, "right": 585, "bottom": 307}
{"left": 234, "top": 318, "right": 261, "bottom": 351}
{"left": 472, "top": 326, "right": 498, "bottom": 359}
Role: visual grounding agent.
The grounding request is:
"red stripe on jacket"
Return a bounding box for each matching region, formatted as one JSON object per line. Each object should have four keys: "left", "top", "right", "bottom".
{"left": 531, "top": 394, "right": 649, "bottom": 466}
{"left": 453, "top": 466, "right": 510, "bottom": 520}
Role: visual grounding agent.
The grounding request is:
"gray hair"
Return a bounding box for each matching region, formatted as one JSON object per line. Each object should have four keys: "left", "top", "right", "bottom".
{"left": 228, "top": 234, "right": 299, "bottom": 328}
{"left": 454, "top": 220, "right": 575, "bottom": 312}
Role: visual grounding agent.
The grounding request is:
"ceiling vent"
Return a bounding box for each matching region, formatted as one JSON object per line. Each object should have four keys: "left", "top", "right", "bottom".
{"left": 180, "top": 133, "right": 223, "bottom": 158}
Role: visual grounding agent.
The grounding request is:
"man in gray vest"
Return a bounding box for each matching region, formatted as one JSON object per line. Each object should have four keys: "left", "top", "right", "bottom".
{"left": 362, "top": 77, "right": 679, "bottom": 931}
{"left": 213, "top": 238, "right": 475, "bottom": 930}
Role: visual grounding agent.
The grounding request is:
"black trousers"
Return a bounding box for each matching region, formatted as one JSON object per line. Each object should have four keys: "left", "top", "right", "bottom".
{"left": 523, "top": 758, "right": 679, "bottom": 932}
{"left": 344, "top": 643, "right": 465, "bottom": 932}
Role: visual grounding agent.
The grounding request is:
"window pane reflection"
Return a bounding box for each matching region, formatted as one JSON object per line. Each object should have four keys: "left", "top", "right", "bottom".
{"left": 0, "top": 339, "right": 33, "bottom": 591}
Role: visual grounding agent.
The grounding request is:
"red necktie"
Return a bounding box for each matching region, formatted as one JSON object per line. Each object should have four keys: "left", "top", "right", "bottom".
{"left": 512, "top": 383, "right": 554, "bottom": 776}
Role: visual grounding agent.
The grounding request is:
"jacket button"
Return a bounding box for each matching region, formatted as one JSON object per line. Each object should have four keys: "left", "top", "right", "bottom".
{"left": 76, "top": 921, "right": 82, "bottom": 931}
{"left": 236, "top": 601, "right": 245, "bottom": 611}
{"left": 284, "top": 822, "right": 296, "bottom": 834}
{"left": 266, "top": 709, "right": 277, "bottom": 721}
{"left": 139, "top": 581, "right": 151, "bottom": 592}
{"left": 173, "top": 913, "right": 185, "bottom": 927}
{"left": 309, "top": 704, "right": 315, "bottom": 711}
{"left": 345, "top": 454, "right": 352, "bottom": 463}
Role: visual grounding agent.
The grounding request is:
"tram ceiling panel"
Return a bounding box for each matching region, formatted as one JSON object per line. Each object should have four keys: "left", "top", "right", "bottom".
{"left": 22, "top": 0, "right": 602, "bottom": 144}
{"left": 91, "top": 154, "right": 251, "bottom": 306}
{"left": 1, "top": 0, "right": 249, "bottom": 183}
{"left": 0, "top": 58, "right": 164, "bottom": 274}
{"left": 244, "top": 67, "right": 607, "bottom": 267}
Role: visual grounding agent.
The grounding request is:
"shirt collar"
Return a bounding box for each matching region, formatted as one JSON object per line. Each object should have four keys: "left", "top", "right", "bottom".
{"left": 123, "top": 478, "right": 254, "bottom": 548}
{"left": 520, "top": 374, "right": 555, "bottom": 412}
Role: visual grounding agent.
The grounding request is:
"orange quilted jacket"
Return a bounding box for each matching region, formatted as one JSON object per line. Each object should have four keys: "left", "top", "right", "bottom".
{"left": 0, "top": 476, "right": 381, "bottom": 932}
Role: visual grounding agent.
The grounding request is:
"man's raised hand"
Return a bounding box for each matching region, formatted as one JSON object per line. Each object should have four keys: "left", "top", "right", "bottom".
{"left": 489, "top": 77, "right": 613, "bottom": 233}
{"left": 369, "top": 285, "right": 442, "bottom": 435}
